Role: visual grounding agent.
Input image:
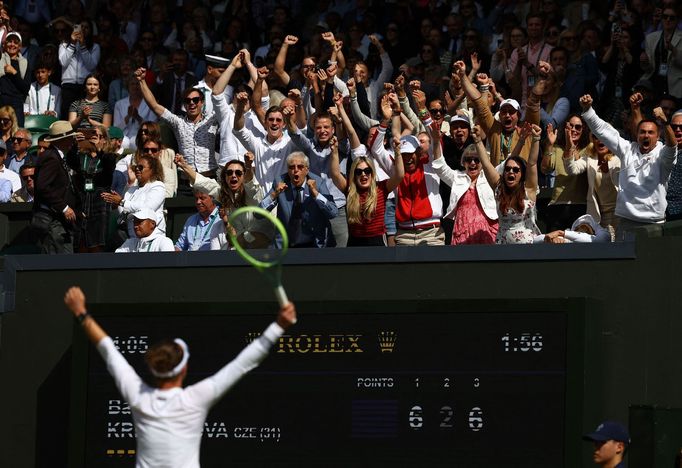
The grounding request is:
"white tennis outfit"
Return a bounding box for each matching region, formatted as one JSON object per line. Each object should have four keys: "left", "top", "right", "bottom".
{"left": 96, "top": 322, "right": 284, "bottom": 468}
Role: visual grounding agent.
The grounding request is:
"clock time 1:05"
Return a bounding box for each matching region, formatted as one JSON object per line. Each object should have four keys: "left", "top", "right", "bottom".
{"left": 500, "top": 333, "right": 543, "bottom": 352}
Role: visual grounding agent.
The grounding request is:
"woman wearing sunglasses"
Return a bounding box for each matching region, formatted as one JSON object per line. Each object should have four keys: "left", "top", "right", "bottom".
{"left": 101, "top": 153, "right": 166, "bottom": 240}
{"left": 563, "top": 133, "right": 621, "bottom": 240}
{"left": 329, "top": 120, "right": 405, "bottom": 247}
{"left": 67, "top": 140, "right": 117, "bottom": 252}
{"left": 431, "top": 124, "right": 498, "bottom": 245}
{"left": 541, "top": 114, "right": 590, "bottom": 232}
{"left": 134, "top": 122, "right": 177, "bottom": 197}
{"left": 0, "top": 105, "right": 18, "bottom": 150}
{"left": 478, "top": 122, "right": 541, "bottom": 244}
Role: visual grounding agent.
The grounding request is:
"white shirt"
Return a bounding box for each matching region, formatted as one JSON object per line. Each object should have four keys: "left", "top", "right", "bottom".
{"left": 114, "top": 97, "right": 157, "bottom": 150}
{"left": 233, "top": 125, "right": 297, "bottom": 188}
{"left": 0, "top": 166, "right": 22, "bottom": 192}
{"left": 58, "top": 42, "right": 100, "bottom": 84}
{"left": 212, "top": 93, "right": 267, "bottom": 166}
{"left": 115, "top": 233, "right": 175, "bottom": 252}
{"left": 24, "top": 81, "right": 61, "bottom": 115}
{"left": 95, "top": 322, "right": 284, "bottom": 468}
{"left": 161, "top": 109, "right": 219, "bottom": 172}
{"left": 119, "top": 180, "right": 167, "bottom": 236}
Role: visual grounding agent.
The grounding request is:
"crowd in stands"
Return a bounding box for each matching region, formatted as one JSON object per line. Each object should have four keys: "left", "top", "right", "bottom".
{"left": 0, "top": 0, "right": 680, "bottom": 253}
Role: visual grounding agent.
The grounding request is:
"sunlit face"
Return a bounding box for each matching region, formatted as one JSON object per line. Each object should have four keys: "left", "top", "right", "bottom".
{"left": 85, "top": 77, "right": 100, "bottom": 97}
{"left": 224, "top": 163, "right": 244, "bottom": 191}
{"left": 566, "top": 116, "right": 583, "bottom": 143}
{"left": 354, "top": 63, "right": 369, "bottom": 84}
{"left": 462, "top": 152, "right": 481, "bottom": 179}
{"left": 265, "top": 111, "right": 284, "bottom": 140}
{"left": 4, "top": 35, "right": 20, "bottom": 56}
{"left": 354, "top": 161, "right": 373, "bottom": 190}
{"left": 450, "top": 123, "right": 470, "bottom": 145}
{"left": 134, "top": 160, "right": 152, "bottom": 184}
{"left": 287, "top": 157, "right": 308, "bottom": 187}
{"left": 194, "top": 191, "right": 215, "bottom": 217}
{"left": 503, "top": 160, "right": 523, "bottom": 188}
{"left": 183, "top": 91, "right": 204, "bottom": 119}
{"left": 20, "top": 166, "right": 35, "bottom": 193}
{"left": 418, "top": 134, "right": 430, "bottom": 153}
{"left": 591, "top": 135, "right": 609, "bottom": 156}
{"left": 671, "top": 114, "right": 682, "bottom": 147}
{"left": 11, "top": 130, "right": 31, "bottom": 153}
{"left": 0, "top": 113, "right": 12, "bottom": 130}
{"left": 428, "top": 101, "right": 444, "bottom": 124}
{"left": 499, "top": 105, "right": 518, "bottom": 132}
{"left": 637, "top": 121, "right": 659, "bottom": 154}
{"left": 402, "top": 150, "right": 419, "bottom": 172}
{"left": 314, "top": 117, "right": 334, "bottom": 144}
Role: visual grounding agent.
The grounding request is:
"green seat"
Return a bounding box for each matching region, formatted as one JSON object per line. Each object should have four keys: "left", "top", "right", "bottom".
{"left": 24, "top": 114, "right": 57, "bottom": 131}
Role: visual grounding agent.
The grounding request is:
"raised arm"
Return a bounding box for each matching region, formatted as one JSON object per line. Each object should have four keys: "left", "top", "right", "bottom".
{"left": 334, "top": 90, "right": 361, "bottom": 149}
{"left": 64, "top": 286, "right": 107, "bottom": 345}
{"left": 328, "top": 135, "right": 347, "bottom": 192}
{"left": 135, "top": 68, "right": 165, "bottom": 117}
{"left": 252, "top": 67, "right": 269, "bottom": 127}
{"left": 654, "top": 106, "right": 677, "bottom": 148}
{"left": 214, "top": 50, "right": 245, "bottom": 96}
{"left": 274, "top": 35, "right": 298, "bottom": 86}
{"left": 233, "top": 91, "right": 249, "bottom": 131}
{"left": 387, "top": 135, "right": 405, "bottom": 192}
{"left": 525, "top": 124, "right": 541, "bottom": 200}
{"left": 473, "top": 124, "right": 500, "bottom": 187}
{"left": 347, "top": 77, "right": 378, "bottom": 131}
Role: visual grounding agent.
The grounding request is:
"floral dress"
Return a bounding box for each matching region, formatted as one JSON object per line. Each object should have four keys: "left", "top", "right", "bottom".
{"left": 495, "top": 187, "right": 540, "bottom": 244}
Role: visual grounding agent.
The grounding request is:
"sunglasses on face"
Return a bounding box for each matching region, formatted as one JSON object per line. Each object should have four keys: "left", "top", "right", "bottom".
{"left": 663, "top": 15, "right": 677, "bottom": 20}
{"left": 184, "top": 96, "right": 202, "bottom": 105}
{"left": 464, "top": 157, "right": 480, "bottom": 164}
{"left": 288, "top": 164, "right": 306, "bottom": 171}
{"left": 21, "top": 174, "right": 34, "bottom": 181}
{"left": 11, "top": 137, "right": 29, "bottom": 143}
{"left": 134, "top": 164, "right": 149, "bottom": 171}
{"left": 504, "top": 166, "right": 521, "bottom": 173}
{"left": 671, "top": 124, "right": 682, "bottom": 131}
{"left": 142, "top": 147, "right": 159, "bottom": 154}
{"left": 140, "top": 128, "right": 149, "bottom": 135}
{"left": 429, "top": 108, "right": 443, "bottom": 114}
{"left": 354, "top": 167, "right": 372, "bottom": 176}
{"left": 268, "top": 117, "right": 283, "bottom": 123}
{"left": 567, "top": 123, "right": 583, "bottom": 131}
{"left": 225, "top": 169, "right": 243, "bottom": 177}
{"left": 0, "top": 118, "right": 10, "bottom": 124}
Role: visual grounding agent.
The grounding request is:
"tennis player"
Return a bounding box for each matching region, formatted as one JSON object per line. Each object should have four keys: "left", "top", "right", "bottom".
{"left": 64, "top": 286, "right": 296, "bottom": 468}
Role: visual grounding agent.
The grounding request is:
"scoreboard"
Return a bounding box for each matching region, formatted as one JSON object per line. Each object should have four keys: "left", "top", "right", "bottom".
{"left": 76, "top": 301, "right": 584, "bottom": 467}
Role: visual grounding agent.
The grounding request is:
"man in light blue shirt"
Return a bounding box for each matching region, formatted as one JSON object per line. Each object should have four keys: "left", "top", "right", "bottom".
{"left": 0, "top": 177, "right": 11, "bottom": 202}
{"left": 175, "top": 189, "right": 222, "bottom": 251}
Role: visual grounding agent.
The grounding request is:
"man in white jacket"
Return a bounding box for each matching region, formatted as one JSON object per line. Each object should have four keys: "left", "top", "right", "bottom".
{"left": 115, "top": 208, "right": 174, "bottom": 253}
{"left": 579, "top": 94, "right": 677, "bottom": 241}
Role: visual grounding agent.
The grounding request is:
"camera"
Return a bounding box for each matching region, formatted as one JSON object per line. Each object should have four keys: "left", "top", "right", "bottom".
{"left": 73, "top": 24, "right": 81, "bottom": 33}
{"left": 315, "top": 61, "right": 332, "bottom": 72}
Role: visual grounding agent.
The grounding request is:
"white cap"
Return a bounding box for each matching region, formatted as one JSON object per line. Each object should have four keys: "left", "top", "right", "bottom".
{"left": 131, "top": 207, "right": 158, "bottom": 222}
{"left": 499, "top": 98, "right": 520, "bottom": 112}
{"left": 399, "top": 135, "right": 420, "bottom": 153}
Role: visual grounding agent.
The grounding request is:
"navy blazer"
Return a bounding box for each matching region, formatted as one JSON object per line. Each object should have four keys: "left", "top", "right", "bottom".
{"left": 260, "top": 171, "right": 338, "bottom": 248}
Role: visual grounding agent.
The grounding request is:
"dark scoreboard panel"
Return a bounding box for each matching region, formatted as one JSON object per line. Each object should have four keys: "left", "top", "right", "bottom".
{"left": 81, "top": 306, "right": 580, "bottom": 467}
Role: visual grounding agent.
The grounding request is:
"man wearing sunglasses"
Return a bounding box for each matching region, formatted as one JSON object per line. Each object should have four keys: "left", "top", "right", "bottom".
{"left": 580, "top": 94, "right": 677, "bottom": 241}
{"left": 0, "top": 139, "right": 21, "bottom": 193}
{"left": 6, "top": 128, "right": 32, "bottom": 179}
{"left": 136, "top": 67, "right": 219, "bottom": 179}
{"left": 11, "top": 163, "right": 35, "bottom": 202}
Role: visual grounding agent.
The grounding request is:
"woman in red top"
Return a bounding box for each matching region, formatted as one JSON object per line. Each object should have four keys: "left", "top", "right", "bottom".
{"left": 329, "top": 132, "right": 404, "bottom": 247}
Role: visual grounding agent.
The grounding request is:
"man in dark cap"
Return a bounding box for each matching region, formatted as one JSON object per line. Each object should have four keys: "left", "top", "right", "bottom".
{"left": 583, "top": 420, "right": 630, "bottom": 467}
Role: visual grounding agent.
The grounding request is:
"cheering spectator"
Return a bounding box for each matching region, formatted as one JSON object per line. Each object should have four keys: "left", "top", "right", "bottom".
{"left": 68, "top": 73, "right": 112, "bottom": 129}
{"left": 666, "top": 111, "right": 682, "bottom": 221}
{"left": 478, "top": 122, "right": 542, "bottom": 244}
{"left": 433, "top": 124, "right": 499, "bottom": 245}
{"left": 260, "top": 151, "right": 338, "bottom": 248}
{"left": 580, "top": 94, "right": 677, "bottom": 241}
{"left": 113, "top": 79, "right": 156, "bottom": 150}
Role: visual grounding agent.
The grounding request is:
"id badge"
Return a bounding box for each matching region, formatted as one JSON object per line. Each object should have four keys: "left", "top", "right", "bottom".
{"left": 658, "top": 63, "right": 668, "bottom": 76}
{"left": 85, "top": 179, "right": 94, "bottom": 192}
{"left": 614, "top": 86, "right": 622, "bottom": 98}
{"left": 527, "top": 75, "right": 535, "bottom": 87}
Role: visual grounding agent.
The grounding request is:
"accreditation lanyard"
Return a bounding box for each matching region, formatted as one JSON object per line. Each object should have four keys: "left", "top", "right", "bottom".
{"left": 191, "top": 213, "right": 218, "bottom": 249}
{"left": 35, "top": 84, "right": 51, "bottom": 113}
{"left": 82, "top": 155, "right": 101, "bottom": 174}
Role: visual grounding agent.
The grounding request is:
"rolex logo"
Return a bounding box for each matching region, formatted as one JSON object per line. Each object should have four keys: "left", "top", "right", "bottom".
{"left": 245, "top": 332, "right": 261, "bottom": 344}
{"left": 378, "top": 331, "right": 397, "bottom": 353}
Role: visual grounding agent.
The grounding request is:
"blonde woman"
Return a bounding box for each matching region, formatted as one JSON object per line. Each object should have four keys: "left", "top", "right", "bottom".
{"left": 0, "top": 105, "right": 18, "bottom": 148}
{"left": 329, "top": 133, "right": 404, "bottom": 247}
{"left": 563, "top": 133, "right": 620, "bottom": 239}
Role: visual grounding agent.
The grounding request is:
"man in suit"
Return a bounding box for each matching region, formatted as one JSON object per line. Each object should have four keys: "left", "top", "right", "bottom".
{"left": 260, "top": 151, "right": 337, "bottom": 248}
{"left": 32, "top": 120, "right": 80, "bottom": 253}
{"left": 155, "top": 49, "right": 198, "bottom": 116}
{"left": 640, "top": 6, "right": 682, "bottom": 99}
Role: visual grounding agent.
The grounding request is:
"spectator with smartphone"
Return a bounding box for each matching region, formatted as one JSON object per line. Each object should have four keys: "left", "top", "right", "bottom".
{"left": 59, "top": 20, "right": 100, "bottom": 118}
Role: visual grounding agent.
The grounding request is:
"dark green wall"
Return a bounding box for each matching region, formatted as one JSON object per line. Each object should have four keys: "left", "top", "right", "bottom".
{"left": 0, "top": 236, "right": 681, "bottom": 467}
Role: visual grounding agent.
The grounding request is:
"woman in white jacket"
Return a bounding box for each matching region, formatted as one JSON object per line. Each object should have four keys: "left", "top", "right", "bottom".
{"left": 562, "top": 132, "right": 621, "bottom": 238}
{"left": 431, "top": 125, "right": 498, "bottom": 244}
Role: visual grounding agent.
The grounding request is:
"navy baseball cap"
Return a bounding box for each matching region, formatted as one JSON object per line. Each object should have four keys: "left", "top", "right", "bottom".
{"left": 583, "top": 421, "right": 630, "bottom": 443}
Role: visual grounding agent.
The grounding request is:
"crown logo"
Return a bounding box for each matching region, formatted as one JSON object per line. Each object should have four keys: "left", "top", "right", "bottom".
{"left": 378, "top": 331, "right": 397, "bottom": 353}
{"left": 245, "top": 332, "right": 261, "bottom": 344}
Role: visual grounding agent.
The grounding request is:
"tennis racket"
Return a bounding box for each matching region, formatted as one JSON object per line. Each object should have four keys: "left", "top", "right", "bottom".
{"left": 227, "top": 206, "right": 290, "bottom": 307}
